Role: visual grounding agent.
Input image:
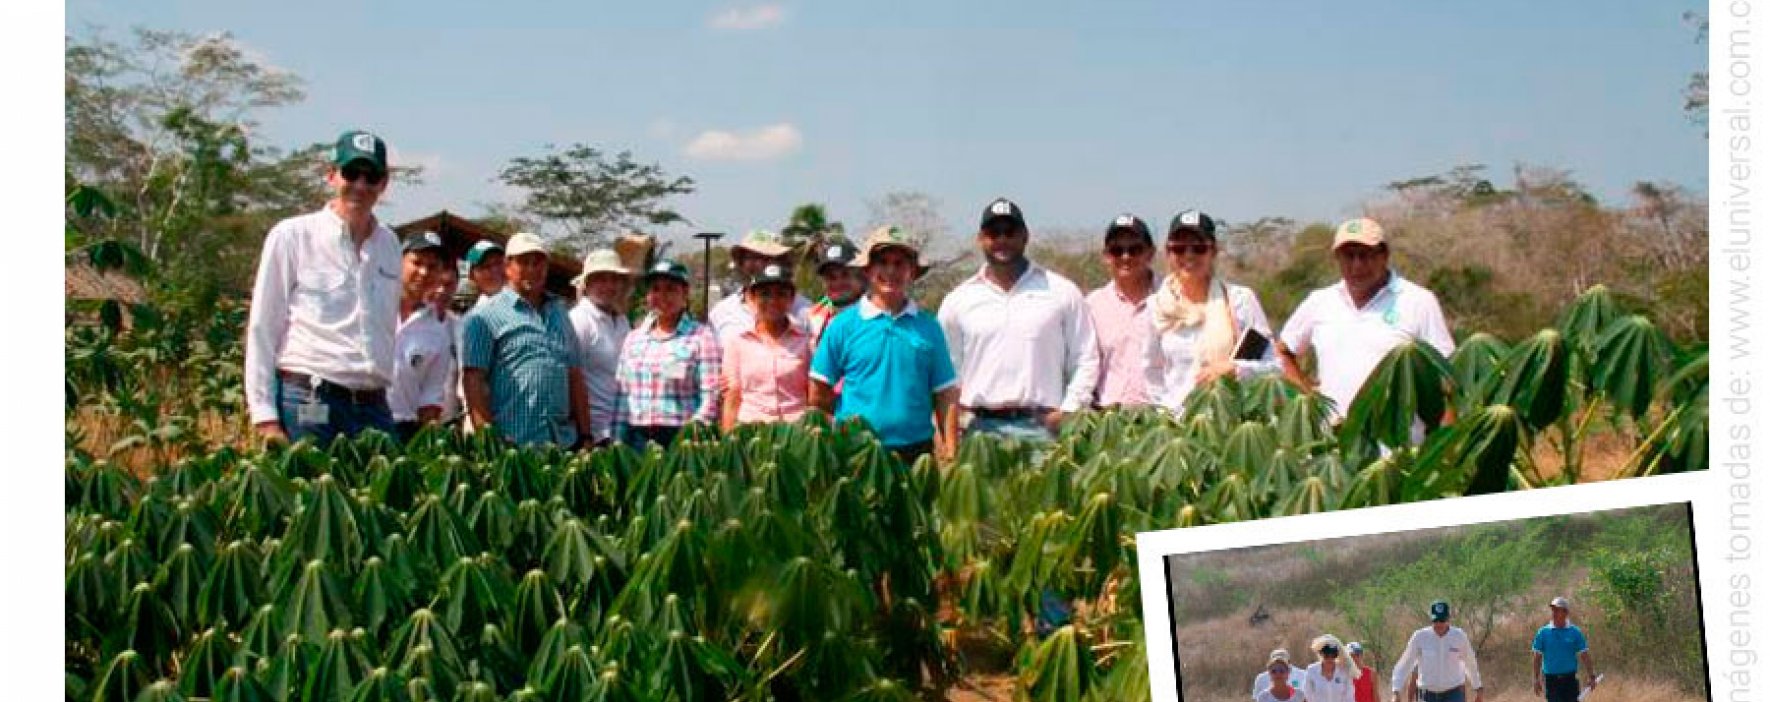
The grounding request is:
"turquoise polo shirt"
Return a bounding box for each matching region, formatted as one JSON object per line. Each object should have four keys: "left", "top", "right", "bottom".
{"left": 810, "top": 297, "right": 957, "bottom": 448}
{"left": 1531, "top": 622, "right": 1588, "bottom": 675}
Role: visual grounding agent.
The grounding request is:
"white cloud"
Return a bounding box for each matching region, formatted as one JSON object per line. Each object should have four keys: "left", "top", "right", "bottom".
{"left": 683, "top": 123, "right": 803, "bottom": 161}
{"left": 709, "top": 4, "right": 785, "bottom": 31}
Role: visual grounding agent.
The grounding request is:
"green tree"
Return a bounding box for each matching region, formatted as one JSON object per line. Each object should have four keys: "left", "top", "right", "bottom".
{"left": 497, "top": 144, "right": 695, "bottom": 252}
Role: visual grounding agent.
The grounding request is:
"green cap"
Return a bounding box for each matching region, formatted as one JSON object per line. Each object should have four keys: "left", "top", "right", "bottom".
{"left": 333, "top": 130, "right": 388, "bottom": 171}
{"left": 643, "top": 259, "right": 692, "bottom": 285}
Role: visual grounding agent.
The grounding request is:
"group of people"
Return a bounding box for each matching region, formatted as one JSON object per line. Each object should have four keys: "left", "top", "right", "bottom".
{"left": 1249, "top": 598, "right": 1597, "bottom": 702}
{"left": 245, "top": 129, "right": 1460, "bottom": 460}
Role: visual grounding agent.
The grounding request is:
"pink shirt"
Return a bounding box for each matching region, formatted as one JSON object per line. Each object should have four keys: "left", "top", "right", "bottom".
{"left": 722, "top": 325, "right": 812, "bottom": 424}
{"left": 1085, "top": 279, "right": 1154, "bottom": 407}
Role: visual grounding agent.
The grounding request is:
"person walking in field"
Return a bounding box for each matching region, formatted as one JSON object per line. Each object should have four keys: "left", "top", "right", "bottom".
{"left": 1257, "top": 650, "right": 1309, "bottom": 702}
{"left": 568, "top": 249, "right": 634, "bottom": 447}
{"left": 810, "top": 226, "right": 960, "bottom": 466}
{"left": 1391, "top": 600, "right": 1485, "bottom": 702}
{"left": 245, "top": 130, "right": 401, "bottom": 445}
{"left": 1086, "top": 214, "right": 1158, "bottom": 408}
{"left": 939, "top": 197, "right": 1099, "bottom": 441}
{"left": 614, "top": 260, "right": 723, "bottom": 449}
{"left": 1276, "top": 217, "right": 1454, "bottom": 425}
{"left": 1348, "top": 641, "right": 1379, "bottom": 702}
{"left": 388, "top": 232, "right": 454, "bottom": 441}
{"left": 1304, "top": 635, "right": 1360, "bottom": 702}
{"left": 1254, "top": 648, "right": 1309, "bottom": 701}
{"left": 1532, "top": 597, "right": 1598, "bottom": 702}
{"left": 721, "top": 263, "right": 813, "bottom": 431}
{"left": 461, "top": 233, "right": 592, "bottom": 448}
{"left": 1142, "top": 209, "right": 1280, "bottom": 413}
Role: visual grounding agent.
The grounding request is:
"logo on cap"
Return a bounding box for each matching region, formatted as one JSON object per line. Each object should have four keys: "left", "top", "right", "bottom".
{"left": 827, "top": 249, "right": 843, "bottom": 261}
{"left": 423, "top": 232, "right": 441, "bottom": 246}
{"left": 1180, "top": 211, "right": 1199, "bottom": 226}
{"left": 991, "top": 201, "right": 1014, "bottom": 215}
{"left": 352, "top": 133, "right": 377, "bottom": 152}
{"left": 1114, "top": 215, "right": 1134, "bottom": 227}
{"left": 1346, "top": 221, "right": 1362, "bottom": 234}
{"left": 763, "top": 264, "right": 783, "bottom": 277}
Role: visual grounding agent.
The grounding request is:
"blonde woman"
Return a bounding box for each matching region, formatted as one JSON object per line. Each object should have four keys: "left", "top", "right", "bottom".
{"left": 1143, "top": 209, "right": 1279, "bottom": 412}
{"left": 1303, "top": 634, "right": 1360, "bottom": 702}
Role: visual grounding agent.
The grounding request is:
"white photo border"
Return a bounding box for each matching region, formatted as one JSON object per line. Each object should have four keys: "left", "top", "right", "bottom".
{"left": 1135, "top": 472, "right": 1716, "bottom": 702}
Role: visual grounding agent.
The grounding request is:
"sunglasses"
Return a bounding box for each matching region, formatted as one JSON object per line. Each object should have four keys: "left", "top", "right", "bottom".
{"left": 982, "top": 224, "right": 1024, "bottom": 238}
{"left": 1166, "top": 242, "right": 1213, "bottom": 256}
{"left": 1106, "top": 244, "right": 1149, "bottom": 257}
{"left": 341, "top": 163, "right": 388, "bottom": 185}
{"left": 752, "top": 286, "right": 794, "bottom": 299}
{"left": 1320, "top": 647, "right": 1340, "bottom": 657}
{"left": 1269, "top": 667, "right": 1289, "bottom": 675}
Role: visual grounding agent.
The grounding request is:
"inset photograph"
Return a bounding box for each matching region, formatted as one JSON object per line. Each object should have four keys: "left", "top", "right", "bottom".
{"left": 1139, "top": 485, "right": 1708, "bottom": 702}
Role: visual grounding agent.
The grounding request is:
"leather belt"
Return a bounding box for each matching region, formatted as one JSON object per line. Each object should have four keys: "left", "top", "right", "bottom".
{"left": 280, "top": 370, "right": 387, "bottom": 405}
{"left": 969, "top": 406, "right": 1048, "bottom": 420}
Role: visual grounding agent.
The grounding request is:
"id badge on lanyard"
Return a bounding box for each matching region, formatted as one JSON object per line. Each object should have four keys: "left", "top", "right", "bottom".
{"left": 297, "top": 375, "right": 330, "bottom": 425}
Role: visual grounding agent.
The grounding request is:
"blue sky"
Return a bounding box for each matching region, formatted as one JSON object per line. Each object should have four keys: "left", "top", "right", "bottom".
{"left": 65, "top": 0, "right": 1708, "bottom": 253}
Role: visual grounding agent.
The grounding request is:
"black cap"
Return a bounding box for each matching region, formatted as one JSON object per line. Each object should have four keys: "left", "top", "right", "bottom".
{"left": 1430, "top": 600, "right": 1451, "bottom": 622}
{"left": 980, "top": 197, "right": 1027, "bottom": 230}
{"left": 1104, "top": 214, "right": 1153, "bottom": 245}
{"left": 749, "top": 263, "right": 796, "bottom": 288}
{"left": 403, "top": 231, "right": 445, "bottom": 255}
{"left": 643, "top": 259, "right": 692, "bottom": 285}
{"left": 817, "top": 240, "right": 858, "bottom": 272}
{"left": 1168, "top": 209, "right": 1217, "bottom": 239}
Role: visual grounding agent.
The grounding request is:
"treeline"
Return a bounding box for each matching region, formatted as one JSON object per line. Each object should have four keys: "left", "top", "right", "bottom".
{"left": 67, "top": 29, "right": 1707, "bottom": 349}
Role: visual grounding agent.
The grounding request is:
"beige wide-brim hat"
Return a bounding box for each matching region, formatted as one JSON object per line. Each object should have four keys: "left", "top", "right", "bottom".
{"left": 851, "top": 225, "right": 929, "bottom": 277}
{"left": 734, "top": 228, "right": 792, "bottom": 258}
{"left": 504, "top": 232, "right": 549, "bottom": 258}
{"left": 571, "top": 249, "right": 631, "bottom": 287}
{"left": 1331, "top": 217, "right": 1385, "bottom": 250}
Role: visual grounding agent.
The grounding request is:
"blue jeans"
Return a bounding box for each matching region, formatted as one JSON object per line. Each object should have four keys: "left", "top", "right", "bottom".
{"left": 1422, "top": 687, "right": 1466, "bottom": 702}
{"left": 276, "top": 374, "right": 395, "bottom": 445}
{"left": 621, "top": 425, "right": 680, "bottom": 452}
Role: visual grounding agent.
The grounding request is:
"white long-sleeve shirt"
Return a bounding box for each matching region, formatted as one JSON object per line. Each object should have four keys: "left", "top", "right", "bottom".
{"left": 937, "top": 263, "right": 1100, "bottom": 413}
{"left": 1301, "top": 662, "right": 1355, "bottom": 702}
{"left": 244, "top": 206, "right": 401, "bottom": 424}
{"left": 1143, "top": 281, "right": 1280, "bottom": 412}
{"left": 1391, "top": 625, "right": 1483, "bottom": 693}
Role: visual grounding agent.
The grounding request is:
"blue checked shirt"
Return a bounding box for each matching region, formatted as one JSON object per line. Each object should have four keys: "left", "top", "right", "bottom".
{"left": 462, "top": 289, "right": 583, "bottom": 446}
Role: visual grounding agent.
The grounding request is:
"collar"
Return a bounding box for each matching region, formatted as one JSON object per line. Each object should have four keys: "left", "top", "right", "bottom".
{"left": 641, "top": 314, "right": 700, "bottom": 337}
{"left": 969, "top": 260, "right": 1043, "bottom": 293}
{"left": 1110, "top": 272, "right": 1156, "bottom": 304}
{"left": 1337, "top": 270, "right": 1401, "bottom": 310}
{"left": 740, "top": 323, "right": 807, "bottom": 342}
{"left": 498, "top": 288, "right": 558, "bottom": 313}
{"left": 859, "top": 295, "right": 920, "bottom": 320}
{"left": 321, "top": 203, "right": 384, "bottom": 243}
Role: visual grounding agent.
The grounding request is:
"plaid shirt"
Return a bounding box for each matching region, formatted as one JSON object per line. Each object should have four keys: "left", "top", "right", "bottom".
{"left": 614, "top": 315, "right": 722, "bottom": 429}
{"left": 461, "top": 289, "right": 582, "bottom": 446}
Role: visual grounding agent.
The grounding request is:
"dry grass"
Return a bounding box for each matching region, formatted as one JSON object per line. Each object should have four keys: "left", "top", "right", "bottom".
{"left": 67, "top": 406, "right": 253, "bottom": 475}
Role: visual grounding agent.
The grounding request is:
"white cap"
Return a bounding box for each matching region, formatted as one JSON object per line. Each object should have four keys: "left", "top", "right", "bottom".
{"left": 1550, "top": 596, "right": 1571, "bottom": 609}
{"left": 572, "top": 249, "right": 630, "bottom": 286}
{"left": 505, "top": 232, "right": 548, "bottom": 258}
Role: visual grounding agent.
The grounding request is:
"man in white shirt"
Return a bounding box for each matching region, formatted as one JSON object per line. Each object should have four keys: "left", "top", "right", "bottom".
{"left": 938, "top": 197, "right": 1100, "bottom": 441}
{"left": 389, "top": 232, "right": 454, "bottom": 441}
{"left": 244, "top": 130, "right": 401, "bottom": 444}
{"left": 568, "top": 248, "right": 634, "bottom": 446}
{"left": 708, "top": 229, "right": 811, "bottom": 344}
{"left": 1277, "top": 217, "right": 1455, "bottom": 424}
{"left": 1391, "top": 600, "right": 1484, "bottom": 702}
